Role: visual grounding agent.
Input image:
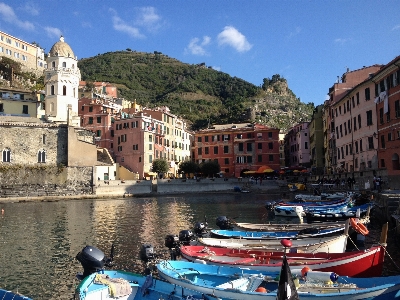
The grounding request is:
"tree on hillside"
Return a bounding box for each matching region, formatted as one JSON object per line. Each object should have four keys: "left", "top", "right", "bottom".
{"left": 152, "top": 159, "right": 169, "bottom": 175}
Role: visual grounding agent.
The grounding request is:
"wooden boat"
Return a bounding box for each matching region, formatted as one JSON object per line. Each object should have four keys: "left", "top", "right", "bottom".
{"left": 197, "top": 233, "right": 349, "bottom": 253}
{"left": 0, "top": 289, "right": 32, "bottom": 300}
{"left": 305, "top": 203, "right": 373, "bottom": 222}
{"left": 75, "top": 245, "right": 220, "bottom": 300}
{"left": 179, "top": 244, "right": 385, "bottom": 277}
{"left": 210, "top": 225, "right": 344, "bottom": 240}
{"left": 274, "top": 205, "right": 305, "bottom": 217}
{"left": 157, "top": 260, "right": 400, "bottom": 300}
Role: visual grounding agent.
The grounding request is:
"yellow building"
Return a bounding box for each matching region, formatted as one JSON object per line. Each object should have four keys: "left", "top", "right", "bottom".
{"left": 0, "top": 87, "right": 39, "bottom": 117}
{"left": 0, "top": 30, "right": 46, "bottom": 75}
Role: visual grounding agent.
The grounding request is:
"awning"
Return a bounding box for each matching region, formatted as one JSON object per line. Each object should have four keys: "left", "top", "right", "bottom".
{"left": 145, "top": 172, "right": 158, "bottom": 176}
{"left": 243, "top": 171, "right": 256, "bottom": 174}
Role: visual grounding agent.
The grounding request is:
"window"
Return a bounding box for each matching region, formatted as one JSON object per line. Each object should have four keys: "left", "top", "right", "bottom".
{"left": 224, "top": 134, "right": 230, "bottom": 141}
{"left": 205, "top": 147, "right": 209, "bottom": 154}
{"left": 139, "top": 157, "right": 141, "bottom": 162}
{"left": 37, "top": 150, "right": 46, "bottom": 163}
{"left": 224, "top": 145, "right": 229, "bottom": 153}
{"left": 198, "top": 148, "right": 202, "bottom": 155}
{"left": 52, "top": 61, "right": 55, "bottom": 68}
{"left": 22, "top": 105, "right": 28, "bottom": 114}
{"left": 381, "top": 159, "right": 386, "bottom": 168}
{"left": 88, "top": 117, "right": 93, "bottom": 124}
{"left": 238, "top": 143, "right": 243, "bottom": 151}
{"left": 258, "top": 143, "right": 262, "bottom": 150}
{"left": 149, "top": 144, "right": 152, "bottom": 150}
{"left": 197, "top": 137, "right": 202, "bottom": 142}
{"left": 51, "top": 85, "right": 55, "bottom": 95}
{"left": 205, "top": 136, "right": 209, "bottom": 142}
{"left": 149, "top": 135, "right": 152, "bottom": 142}
{"left": 247, "top": 156, "right": 252, "bottom": 163}
{"left": 133, "top": 144, "right": 138, "bottom": 150}
{"left": 2, "top": 148, "right": 10, "bottom": 162}
{"left": 353, "top": 117, "right": 357, "bottom": 131}
{"left": 89, "top": 106, "right": 93, "bottom": 112}
{"left": 247, "top": 143, "right": 252, "bottom": 151}
{"left": 268, "top": 132, "right": 273, "bottom": 138}
{"left": 366, "top": 110, "right": 373, "bottom": 126}
{"left": 379, "top": 108, "right": 384, "bottom": 124}
{"left": 387, "top": 108, "right": 391, "bottom": 123}
{"left": 305, "top": 142, "right": 308, "bottom": 149}
{"left": 224, "top": 158, "right": 229, "bottom": 165}
{"left": 348, "top": 120, "right": 351, "bottom": 133}
{"left": 360, "top": 139, "right": 363, "bottom": 152}
{"left": 258, "top": 155, "right": 262, "bottom": 162}
{"left": 381, "top": 135, "right": 386, "bottom": 149}
{"left": 214, "top": 146, "right": 218, "bottom": 154}
{"left": 42, "top": 134, "right": 46, "bottom": 144}
{"left": 358, "top": 114, "right": 361, "bottom": 128}
{"left": 97, "top": 130, "right": 101, "bottom": 137}
{"left": 149, "top": 155, "right": 153, "bottom": 163}
{"left": 97, "top": 116, "right": 101, "bottom": 123}
{"left": 62, "top": 62, "right": 66, "bottom": 68}
{"left": 5, "top": 49, "right": 11, "bottom": 55}
{"left": 396, "top": 100, "right": 400, "bottom": 118}
{"left": 355, "top": 141, "right": 358, "bottom": 153}
{"left": 269, "top": 154, "right": 273, "bottom": 161}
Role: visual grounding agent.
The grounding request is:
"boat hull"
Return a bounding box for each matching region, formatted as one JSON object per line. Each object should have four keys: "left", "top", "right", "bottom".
{"left": 180, "top": 245, "right": 385, "bottom": 278}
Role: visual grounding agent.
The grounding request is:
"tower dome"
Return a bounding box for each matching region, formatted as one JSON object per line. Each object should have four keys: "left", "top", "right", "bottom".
{"left": 49, "top": 36, "right": 75, "bottom": 58}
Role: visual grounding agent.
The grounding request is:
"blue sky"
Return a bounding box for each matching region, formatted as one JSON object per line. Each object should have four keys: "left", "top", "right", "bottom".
{"left": 1, "top": 1, "right": 400, "bottom": 106}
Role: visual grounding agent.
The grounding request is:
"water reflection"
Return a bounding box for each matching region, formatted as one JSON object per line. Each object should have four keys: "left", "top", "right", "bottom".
{"left": 0, "top": 193, "right": 397, "bottom": 299}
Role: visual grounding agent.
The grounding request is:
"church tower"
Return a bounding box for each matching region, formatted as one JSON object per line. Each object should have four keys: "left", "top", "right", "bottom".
{"left": 44, "top": 36, "right": 81, "bottom": 126}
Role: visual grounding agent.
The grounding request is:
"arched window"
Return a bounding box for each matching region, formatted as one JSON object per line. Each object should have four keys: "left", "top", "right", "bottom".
{"left": 62, "top": 62, "right": 66, "bottom": 68}
{"left": 2, "top": 148, "right": 10, "bottom": 162}
{"left": 51, "top": 61, "right": 55, "bottom": 68}
{"left": 63, "top": 85, "right": 66, "bottom": 96}
{"left": 51, "top": 85, "right": 55, "bottom": 95}
{"left": 38, "top": 150, "right": 46, "bottom": 163}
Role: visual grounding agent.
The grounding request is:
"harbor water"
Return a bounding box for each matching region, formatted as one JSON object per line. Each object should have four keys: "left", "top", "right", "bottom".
{"left": 0, "top": 193, "right": 399, "bottom": 299}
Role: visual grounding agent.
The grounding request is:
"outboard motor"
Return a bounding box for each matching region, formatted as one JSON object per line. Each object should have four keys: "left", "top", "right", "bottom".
{"left": 164, "top": 234, "right": 179, "bottom": 249}
{"left": 139, "top": 243, "right": 155, "bottom": 262}
{"left": 216, "top": 216, "right": 233, "bottom": 230}
{"left": 193, "top": 222, "right": 206, "bottom": 236}
{"left": 76, "top": 245, "right": 106, "bottom": 278}
{"left": 265, "top": 201, "right": 276, "bottom": 210}
{"left": 179, "top": 230, "right": 194, "bottom": 245}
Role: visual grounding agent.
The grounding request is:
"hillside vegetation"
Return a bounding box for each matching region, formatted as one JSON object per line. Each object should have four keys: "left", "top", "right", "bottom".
{"left": 78, "top": 50, "right": 314, "bottom": 131}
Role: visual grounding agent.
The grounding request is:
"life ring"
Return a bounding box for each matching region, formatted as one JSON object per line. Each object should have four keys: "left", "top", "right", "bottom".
{"left": 350, "top": 218, "right": 369, "bottom": 235}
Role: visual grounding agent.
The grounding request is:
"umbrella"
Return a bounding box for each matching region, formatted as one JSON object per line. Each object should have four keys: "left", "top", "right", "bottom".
{"left": 263, "top": 169, "right": 274, "bottom": 173}
{"left": 243, "top": 171, "right": 256, "bottom": 174}
{"left": 279, "top": 170, "right": 285, "bottom": 174}
{"left": 293, "top": 170, "right": 300, "bottom": 173}
{"left": 257, "top": 165, "right": 272, "bottom": 172}
{"left": 301, "top": 169, "right": 308, "bottom": 173}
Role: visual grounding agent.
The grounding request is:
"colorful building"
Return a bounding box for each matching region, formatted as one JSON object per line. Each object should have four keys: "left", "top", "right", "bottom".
{"left": 193, "top": 123, "right": 280, "bottom": 177}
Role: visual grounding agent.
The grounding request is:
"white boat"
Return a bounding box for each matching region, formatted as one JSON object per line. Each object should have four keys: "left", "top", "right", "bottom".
{"left": 196, "top": 233, "right": 348, "bottom": 253}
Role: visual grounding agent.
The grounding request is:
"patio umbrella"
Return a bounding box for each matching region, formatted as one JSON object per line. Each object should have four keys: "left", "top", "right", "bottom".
{"left": 257, "top": 165, "right": 272, "bottom": 172}
{"left": 243, "top": 171, "right": 256, "bottom": 174}
{"left": 293, "top": 170, "right": 300, "bottom": 173}
{"left": 263, "top": 168, "right": 274, "bottom": 173}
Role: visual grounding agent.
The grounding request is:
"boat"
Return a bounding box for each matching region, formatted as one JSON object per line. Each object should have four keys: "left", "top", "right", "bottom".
{"left": 74, "top": 245, "right": 221, "bottom": 300}
{"left": 196, "top": 233, "right": 349, "bottom": 252}
{"left": 0, "top": 289, "right": 32, "bottom": 300}
{"left": 157, "top": 260, "right": 400, "bottom": 300}
{"left": 274, "top": 200, "right": 353, "bottom": 217}
{"left": 179, "top": 243, "right": 385, "bottom": 277}
{"left": 305, "top": 203, "right": 373, "bottom": 222}
{"left": 274, "top": 205, "right": 305, "bottom": 217}
{"left": 210, "top": 225, "right": 345, "bottom": 240}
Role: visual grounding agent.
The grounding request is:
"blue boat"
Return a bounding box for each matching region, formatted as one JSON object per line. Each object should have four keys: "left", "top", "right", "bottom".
{"left": 75, "top": 245, "right": 220, "bottom": 300}
{"left": 306, "top": 203, "right": 373, "bottom": 222}
{"left": 0, "top": 289, "right": 32, "bottom": 300}
{"left": 157, "top": 260, "right": 400, "bottom": 300}
{"left": 210, "top": 225, "right": 344, "bottom": 240}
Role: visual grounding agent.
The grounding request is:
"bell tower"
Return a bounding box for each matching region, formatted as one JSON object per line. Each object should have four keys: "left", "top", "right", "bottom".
{"left": 44, "top": 36, "right": 81, "bottom": 126}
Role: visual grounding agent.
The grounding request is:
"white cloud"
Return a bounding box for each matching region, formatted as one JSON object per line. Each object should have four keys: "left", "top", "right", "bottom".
{"left": 0, "top": 2, "right": 34, "bottom": 30}
{"left": 334, "top": 38, "right": 351, "bottom": 44}
{"left": 19, "top": 2, "right": 39, "bottom": 16}
{"left": 109, "top": 8, "right": 144, "bottom": 38}
{"left": 44, "top": 26, "right": 62, "bottom": 39}
{"left": 217, "top": 26, "right": 252, "bottom": 53}
{"left": 185, "top": 36, "right": 211, "bottom": 56}
{"left": 136, "top": 7, "right": 161, "bottom": 31}
{"left": 288, "top": 27, "right": 301, "bottom": 38}
{"left": 392, "top": 24, "right": 400, "bottom": 31}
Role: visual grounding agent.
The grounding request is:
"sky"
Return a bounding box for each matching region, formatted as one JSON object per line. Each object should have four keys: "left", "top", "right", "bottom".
{"left": 1, "top": 0, "right": 400, "bottom": 106}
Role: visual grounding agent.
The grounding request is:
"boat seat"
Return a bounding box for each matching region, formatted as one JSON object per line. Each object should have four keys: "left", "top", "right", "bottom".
{"left": 216, "top": 277, "right": 249, "bottom": 290}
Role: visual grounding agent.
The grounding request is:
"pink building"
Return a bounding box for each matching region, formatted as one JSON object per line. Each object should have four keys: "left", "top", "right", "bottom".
{"left": 285, "top": 122, "right": 310, "bottom": 168}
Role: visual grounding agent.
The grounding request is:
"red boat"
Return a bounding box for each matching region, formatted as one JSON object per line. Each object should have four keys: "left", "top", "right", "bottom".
{"left": 180, "top": 244, "right": 385, "bottom": 277}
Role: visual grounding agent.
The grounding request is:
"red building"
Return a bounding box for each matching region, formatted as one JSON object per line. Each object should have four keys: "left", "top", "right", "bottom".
{"left": 374, "top": 55, "right": 400, "bottom": 187}
{"left": 193, "top": 123, "right": 280, "bottom": 177}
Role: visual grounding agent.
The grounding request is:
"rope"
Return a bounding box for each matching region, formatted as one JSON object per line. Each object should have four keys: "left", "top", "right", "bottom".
{"left": 346, "top": 235, "right": 360, "bottom": 251}
{"left": 380, "top": 244, "right": 400, "bottom": 272}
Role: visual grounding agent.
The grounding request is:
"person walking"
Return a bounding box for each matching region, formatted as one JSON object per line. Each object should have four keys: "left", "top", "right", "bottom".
{"left": 376, "top": 176, "right": 381, "bottom": 192}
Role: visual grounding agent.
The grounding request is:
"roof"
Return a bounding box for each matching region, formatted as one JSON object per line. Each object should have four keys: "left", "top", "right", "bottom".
{"left": 49, "top": 36, "right": 75, "bottom": 58}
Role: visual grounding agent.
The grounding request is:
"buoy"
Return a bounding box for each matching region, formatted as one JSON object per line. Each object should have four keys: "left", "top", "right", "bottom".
{"left": 255, "top": 287, "right": 267, "bottom": 293}
{"left": 301, "top": 266, "right": 311, "bottom": 277}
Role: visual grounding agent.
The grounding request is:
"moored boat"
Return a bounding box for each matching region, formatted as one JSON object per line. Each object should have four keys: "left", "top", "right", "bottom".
{"left": 305, "top": 203, "right": 373, "bottom": 222}
{"left": 0, "top": 289, "right": 32, "bottom": 300}
{"left": 179, "top": 244, "right": 385, "bottom": 277}
{"left": 157, "top": 260, "right": 400, "bottom": 300}
{"left": 197, "top": 233, "right": 349, "bottom": 252}
{"left": 210, "top": 226, "right": 344, "bottom": 240}
{"left": 74, "top": 245, "right": 220, "bottom": 300}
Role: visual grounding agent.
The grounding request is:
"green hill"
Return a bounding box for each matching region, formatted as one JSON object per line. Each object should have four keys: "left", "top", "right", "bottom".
{"left": 77, "top": 50, "right": 314, "bottom": 131}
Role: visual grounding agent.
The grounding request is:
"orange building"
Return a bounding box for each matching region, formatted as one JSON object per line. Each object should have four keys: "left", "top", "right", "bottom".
{"left": 193, "top": 123, "right": 280, "bottom": 177}
{"left": 374, "top": 55, "right": 400, "bottom": 187}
